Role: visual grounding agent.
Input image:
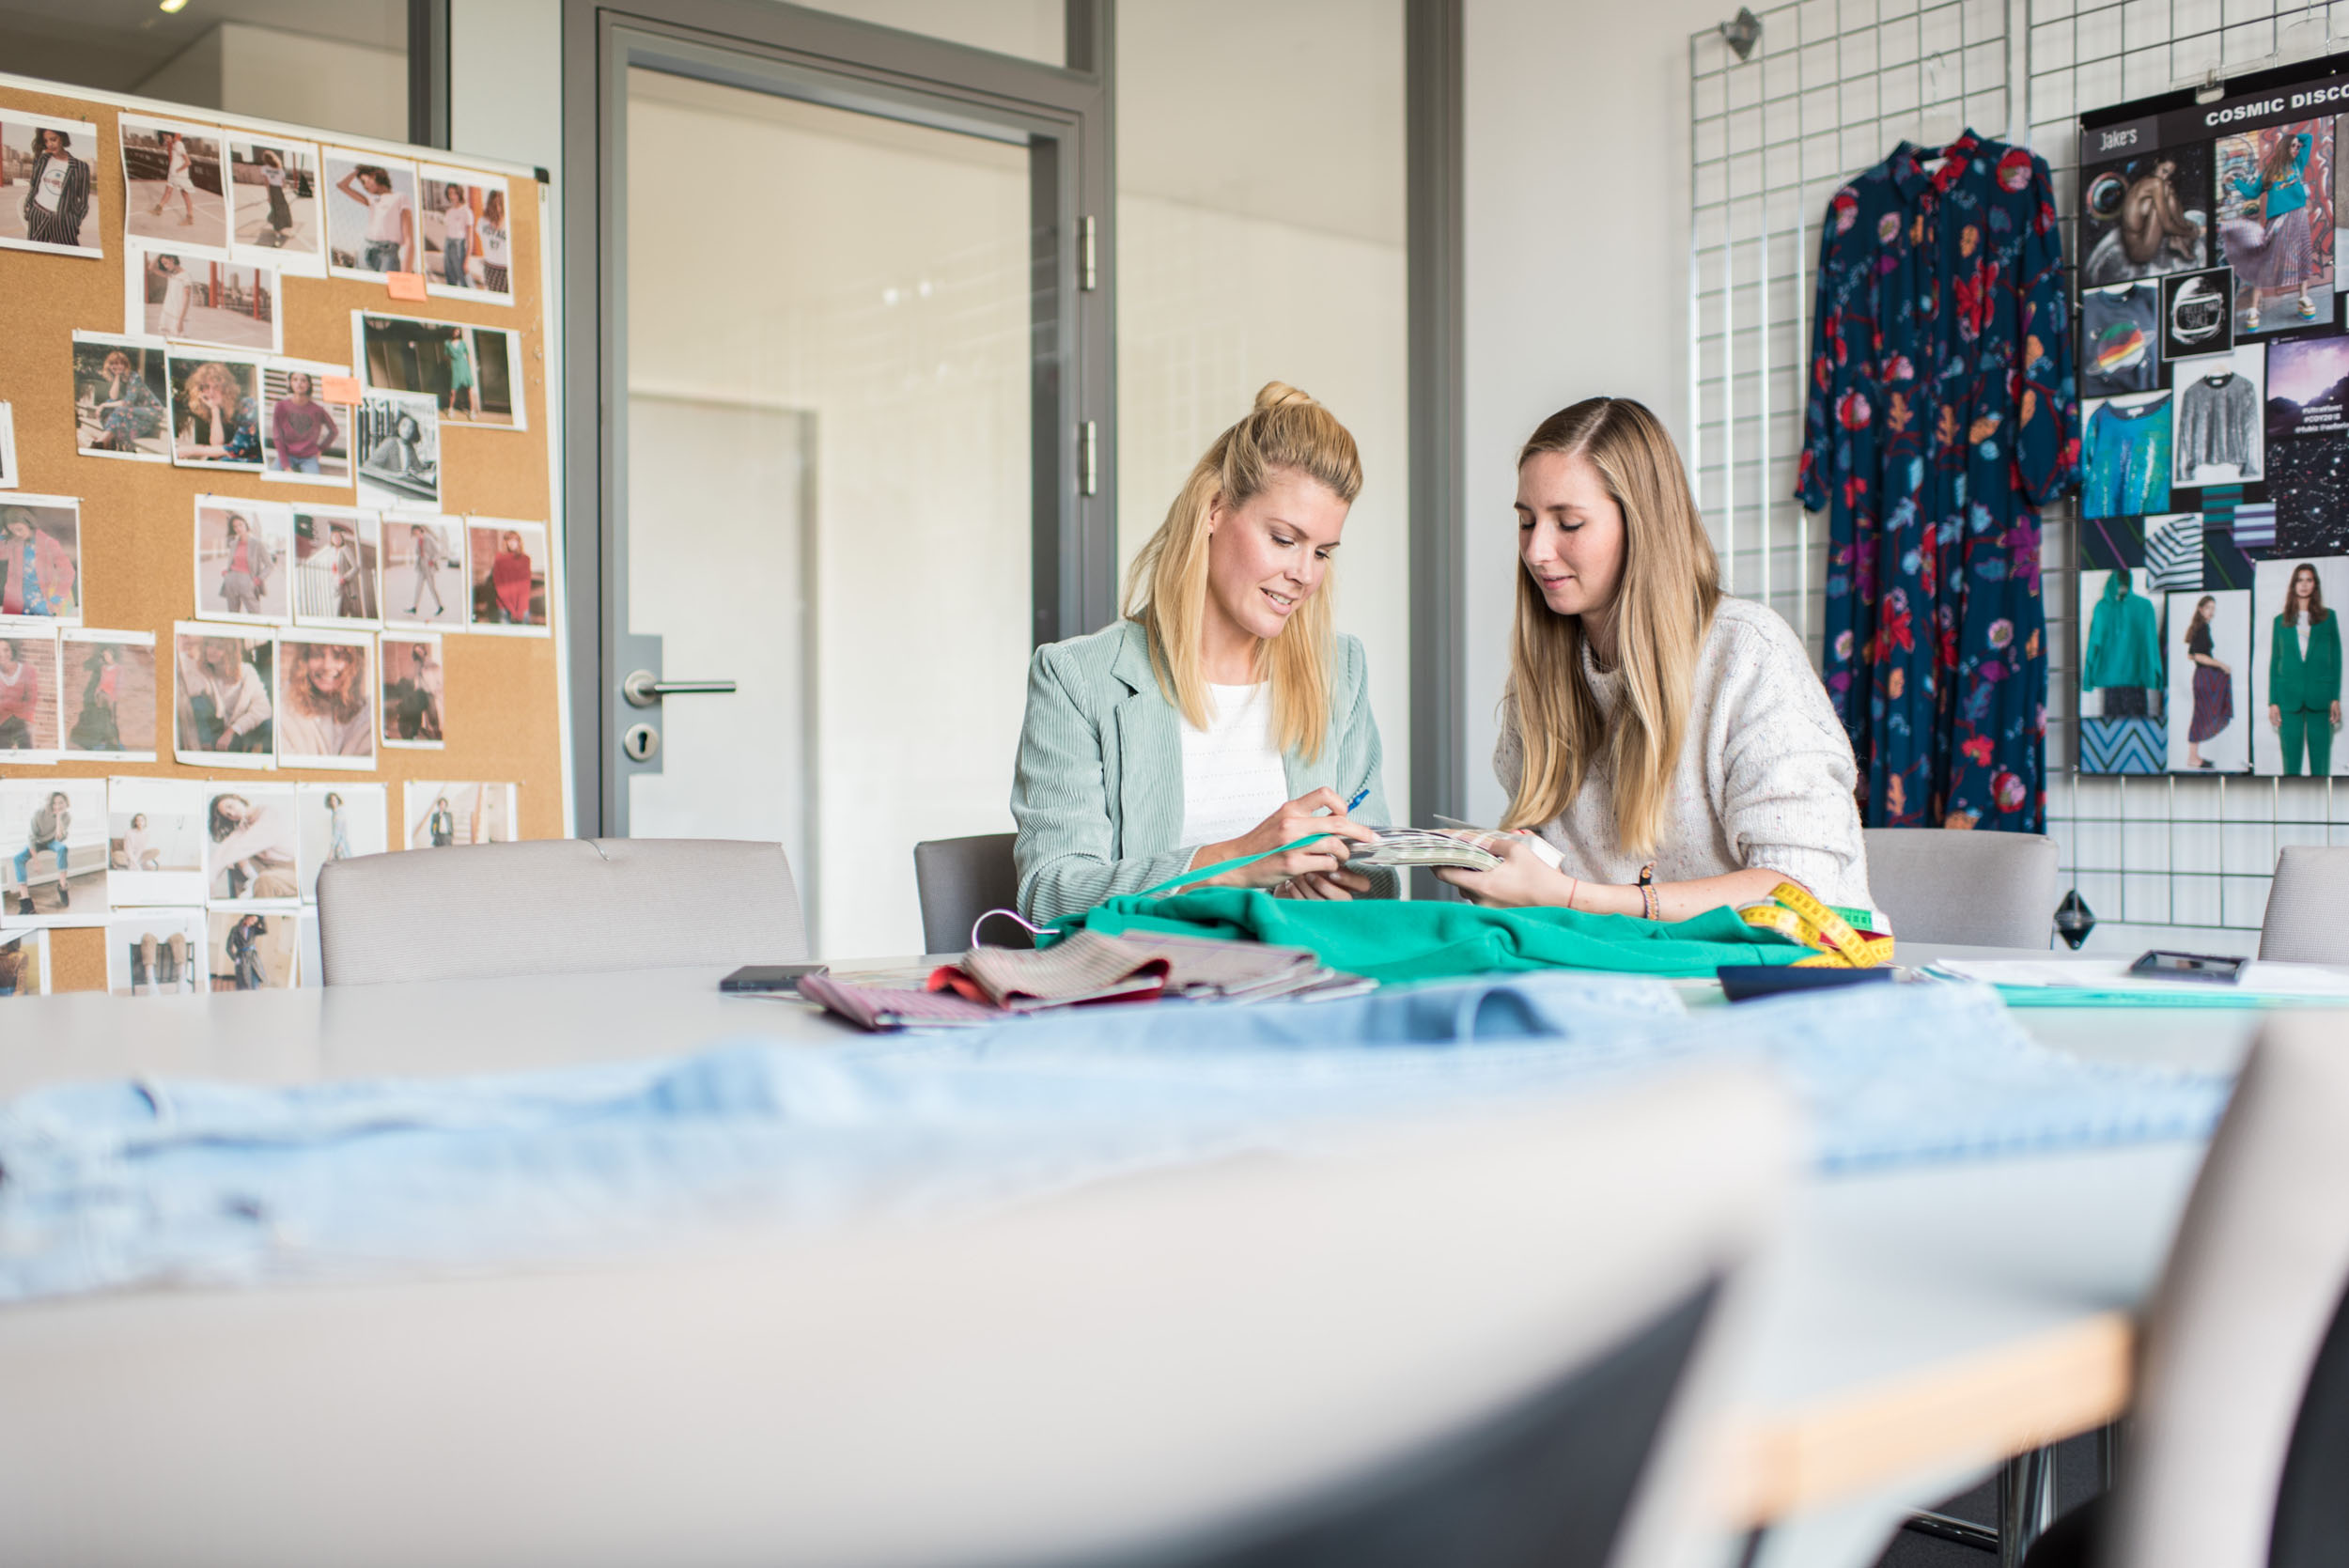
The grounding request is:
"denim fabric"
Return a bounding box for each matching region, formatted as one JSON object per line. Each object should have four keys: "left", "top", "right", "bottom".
{"left": 0, "top": 977, "right": 2230, "bottom": 1302}
{"left": 364, "top": 241, "right": 403, "bottom": 272}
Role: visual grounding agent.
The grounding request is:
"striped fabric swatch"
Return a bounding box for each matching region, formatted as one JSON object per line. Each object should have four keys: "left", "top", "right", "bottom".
{"left": 2081, "top": 716, "right": 2167, "bottom": 773}
{"left": 2145, "top": 513, "right": 2203, "bottom": 590}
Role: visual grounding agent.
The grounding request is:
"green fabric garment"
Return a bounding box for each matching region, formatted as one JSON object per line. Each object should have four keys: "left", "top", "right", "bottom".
{"left": 2084, "top": 577, "right": 2162, "bottom": 690}
{"left": 1053, "top": 888, "right": 1810, "bottom": 983}
{"left": 2268, "top": 610, "right": 2342, "bottom": 713}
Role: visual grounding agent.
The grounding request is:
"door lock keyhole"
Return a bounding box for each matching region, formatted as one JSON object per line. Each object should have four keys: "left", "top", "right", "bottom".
{"left": 622, "top": 722, "right": 661, "bottom": 763}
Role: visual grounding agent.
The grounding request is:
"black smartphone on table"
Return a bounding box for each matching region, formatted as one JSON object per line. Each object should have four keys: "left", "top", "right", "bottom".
{"left": 2128, "top": 950, "right": 2247, "bottom": 984}
{"left": 720, "top": 963, "right": 830, "bottom": 995}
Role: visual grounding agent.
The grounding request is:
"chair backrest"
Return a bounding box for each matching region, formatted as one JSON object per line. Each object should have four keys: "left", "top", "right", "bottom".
{"left": 913, "top": 831, "right": 1026, "bottom": 954}
{"left": 2258, "top": 846, "right": 2349, "bottom": 965}
{"left": 2104, "top": 1015, "right": 2349, "bottom": 1568}
{"left": 1859, "top": 828, "right": 2059, "bottom": 947}
{"left": 0, "top": 1065, "right": 1792, "bottom": 1568}
{"left": 316, "top": 838, "right": 805, "bottom": 985}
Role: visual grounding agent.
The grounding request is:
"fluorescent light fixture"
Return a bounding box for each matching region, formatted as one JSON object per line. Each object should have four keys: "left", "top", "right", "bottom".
{"left": 159, "top": 0, "right": 190, "bottom": 12}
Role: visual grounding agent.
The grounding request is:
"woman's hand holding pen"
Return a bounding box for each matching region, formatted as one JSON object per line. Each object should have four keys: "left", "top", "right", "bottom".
{"left": 1194, "top": 787, "right": 1377, "bottom": 897}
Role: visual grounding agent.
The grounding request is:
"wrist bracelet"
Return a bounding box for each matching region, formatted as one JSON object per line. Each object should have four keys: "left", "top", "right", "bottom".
{"left": 1637, "top": 862, "right": 1659, "bottom": 921}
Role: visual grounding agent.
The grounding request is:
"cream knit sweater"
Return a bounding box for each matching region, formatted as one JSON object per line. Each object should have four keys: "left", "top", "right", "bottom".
{"left": 1493, "top": 598, "right": 1874, "bottom": 911}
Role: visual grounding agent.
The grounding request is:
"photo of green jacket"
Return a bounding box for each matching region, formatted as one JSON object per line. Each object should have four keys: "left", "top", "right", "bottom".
{"left": 2268, "top": 609, "right": 2343, "bottom": 713}
{"left": 2084, "top": 575, "right": 2162, "bottom": 690}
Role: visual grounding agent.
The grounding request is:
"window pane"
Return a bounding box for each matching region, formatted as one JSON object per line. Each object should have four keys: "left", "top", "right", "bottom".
{"left": 1115, "top": 0, "right": 1411, "bottom": 817}
{"left": 782, "top": 0, "right": 1065, "bottom": 66}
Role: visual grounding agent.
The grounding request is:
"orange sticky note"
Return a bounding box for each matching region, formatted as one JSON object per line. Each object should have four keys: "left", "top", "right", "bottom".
{"left": 386, "top": 272, "right": 428, "bottom": 301}
{"left": 321, "top": 376, "right": 364, "bottom": 404}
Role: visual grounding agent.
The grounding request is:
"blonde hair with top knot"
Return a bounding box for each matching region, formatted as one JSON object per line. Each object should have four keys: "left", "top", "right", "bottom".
{"left": 1121, "top": 381, "right": 1361, "bottom": 761}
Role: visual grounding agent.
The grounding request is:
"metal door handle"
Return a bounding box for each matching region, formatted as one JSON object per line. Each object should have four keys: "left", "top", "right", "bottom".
{"left": 623, "top": 670, "right": 738, "bottom": 707}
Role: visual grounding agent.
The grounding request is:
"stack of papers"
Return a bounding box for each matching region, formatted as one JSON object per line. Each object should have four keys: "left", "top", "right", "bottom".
{"left": 1348, "top": 826, "right": 1510, "bottom": 871}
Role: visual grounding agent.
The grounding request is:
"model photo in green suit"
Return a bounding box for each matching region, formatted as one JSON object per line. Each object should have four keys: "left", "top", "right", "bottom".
{"left": 1009, "top": 382, "right": 1391, "bottom": 924}
{"left": 2267, "top": 561, "right": 2343, "bottom": 775}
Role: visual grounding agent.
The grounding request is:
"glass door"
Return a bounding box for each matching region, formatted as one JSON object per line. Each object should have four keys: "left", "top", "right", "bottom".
{"left": 571, "top": 8, "right": 1112, "bottom": 956}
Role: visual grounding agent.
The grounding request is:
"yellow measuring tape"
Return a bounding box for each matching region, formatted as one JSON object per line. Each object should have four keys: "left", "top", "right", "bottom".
{"left": 1738, "top": 882, "right": 1895, "bottom": 969}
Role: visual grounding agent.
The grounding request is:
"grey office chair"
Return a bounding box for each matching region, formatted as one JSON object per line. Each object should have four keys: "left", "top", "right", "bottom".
{"left": 2258, "top": 846, "right": 2349, "bottom": 965}
{"left": 913, "top": 831, "right": 1028, "bottom": 954}
{"left": 2022, "top": 1013, "right": 2349, "bottom": 1568}
{"left": 316, "top": 838, "right": 805, "bottom": 985}
{"left": 0, "top": 1063, "right": 1792, "bottom": 1568}
{"left": 1860, "top": 828, "right": 2060, "bottom": 948}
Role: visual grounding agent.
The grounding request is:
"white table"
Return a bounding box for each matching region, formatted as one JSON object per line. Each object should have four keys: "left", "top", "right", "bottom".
{"left": 0, "top": 945, "right": 2286, "bottom": 1568}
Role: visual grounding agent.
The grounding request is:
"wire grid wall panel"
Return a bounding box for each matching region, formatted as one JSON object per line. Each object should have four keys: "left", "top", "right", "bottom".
{"left": 1689, "top": 0, "right": 2011, "bottom": 658}
{"left": 2027, "top": 0, "right": 2349, "bottom": 937}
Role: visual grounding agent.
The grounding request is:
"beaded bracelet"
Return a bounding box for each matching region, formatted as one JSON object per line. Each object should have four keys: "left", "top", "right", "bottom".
{"left": 1637, "top": 862, "right": 1659, "bottom": 921}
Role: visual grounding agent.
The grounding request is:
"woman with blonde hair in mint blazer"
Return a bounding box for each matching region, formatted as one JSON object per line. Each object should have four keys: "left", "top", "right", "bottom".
{"left": 1011, "top": 381, "right": 1390, "bottom": 924}
{"left": 2267, "top": 561, "right": 2342, "bottom": 775}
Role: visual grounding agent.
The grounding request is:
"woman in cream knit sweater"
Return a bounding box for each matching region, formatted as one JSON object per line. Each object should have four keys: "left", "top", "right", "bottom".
{"left": 1438, "top": 396, "right": 1872, "bottom": 918}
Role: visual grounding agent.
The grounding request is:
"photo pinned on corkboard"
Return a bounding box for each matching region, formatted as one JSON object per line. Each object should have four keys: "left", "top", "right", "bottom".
{"left": 354, "top": 390, "right": 438, "bottom": 510}
{"left": 59, "top": 629, "right": 158, "bottom": 763}
{"left": 381, "top": 512, "right": 464, "bottom": 629}
{"left": 0, "top": 628, "right": 59, "bottom": 761}
{"left": 129, "top": 243, "right": 282, "bottom": 354}
{"left": 0, "top": 496, "right": 83, "bottom": 628}
{"left": 297, "top": 781, "right": 386, "bottom": 904}
{"left": 167, "top": 350, "right": 265, "bottom": 472}
{"left": 172, "top": 622, "right": 274, "bottom": 769}
{"left": 467, "top": 520, "right": 551, "bottom": 634}
{"left": 0, "top": 928, "right": 50, "bottom": 998}
{"left": 0, "top": 116, "right": 102, "bottom": 257}
{"left": 381, "top": 630, "right": 443, "bottom": 748}
{"left": 260, "top": 361, "right": 354, "bottom": 488}
{"left": 108, "top": 776, "right": 209, "bottom": 908}
{"left": 106, "top": 908, "right": 206, "bottom": 998}
{"left": 291, "top": 507, "right": 380, "bottom": 628}
{"left": 323, "top": 151, "right": 417, "bottom": 280}
{"left": 405, "top": 781, "right": 516, "bottom": 849}
{"left": 0, "top": 401, "right": 17, "bottom": 489}
{"left": 274, "top": 628, "right": 375, "bottom": 770}
{"left": 227, "top": 136, "right": 323, "bottom": 275}
{"left": 210, "top": 908, "right": 299, "bottom": 990}
{"left": 205, "top": 784, "right": 299, "bottom": 907}
{"left": 418, "top": 164, "right": 512, "bottom": 304}
{"left": 1, "top": 777, "right": 108, "bottom": 928}
{"left": 193, "top": 497, "right": 292, "bottom": 624}
{"left": 356, "top": 312, "right": 522, "bottom": 430}
{"left": 2250, "top": 556, "right": 2349, "bottom": 777}
{"left": 120, "top": 115, "right": 230, "bottom": 256}
{"left": 72, "top": 332, "right": 171, "bottom": 462}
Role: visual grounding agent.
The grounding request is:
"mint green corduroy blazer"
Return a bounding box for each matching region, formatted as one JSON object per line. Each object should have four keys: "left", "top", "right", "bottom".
{"left": 1010, "top": 617, "right": 1393, "bottom": 924}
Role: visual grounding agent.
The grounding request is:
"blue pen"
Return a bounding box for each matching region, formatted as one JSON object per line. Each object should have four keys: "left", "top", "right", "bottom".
{"left": 1345, "top": 785, "right": 1369, "bottom": 814}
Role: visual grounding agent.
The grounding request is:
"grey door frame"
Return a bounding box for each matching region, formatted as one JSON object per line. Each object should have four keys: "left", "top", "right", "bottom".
{"left": 562, "top": 0, "right": 1116, "bottom": 835}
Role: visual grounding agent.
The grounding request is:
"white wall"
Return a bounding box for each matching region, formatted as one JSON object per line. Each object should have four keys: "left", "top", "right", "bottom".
{"left": 135, "top": 22, "right": 406, "bottom": 142}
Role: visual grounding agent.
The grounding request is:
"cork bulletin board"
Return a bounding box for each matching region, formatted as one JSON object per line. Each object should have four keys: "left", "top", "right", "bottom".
{"left": 0, "top": 74, "right": 564, "bottom": 993}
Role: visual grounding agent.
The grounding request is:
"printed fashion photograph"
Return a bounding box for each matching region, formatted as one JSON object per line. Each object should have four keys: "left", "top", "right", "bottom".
{"left": 132, "top": 245, "right": 281, "bottom": 354}
{"left": 0, "top": 401, "right": 16, "bottom": 489}
{"left": 172, "top": 624, "right": 275, "bottom": 768}
{"left": 106, "top": 909, "right": 206, "bottom": 998}
{"left": 2, "top": 779, "right": 108, "bottom": 928}
{"left": 2143, "top": 512, "right": 2205, "bottom": 594}
{"left": 194, "top": 499, "right": 292, "bottom": 624}
{"left": 354, "top": 390, "right": 439, "bottom": 509}
{"left": 2079, "top": 142, "right": 2212, "bottom": 287}
{"left": 0, "top": 117, "right": 102, "bottom": 256}
{"left": 108, "top": 776, "right": 209, "bottom": 907}
{"left": 381, "top": 631, "right": 444, "bottom": 746}
{"left": 2080, "top": 567, "right": 2168, "bottom": 774}
{"left": 58, "top": 629, "right": 158, "bottom": 761}
{"left": 468, "top": 520, "right": 550, "bottom": 632}
{"left": 357, "top": 313, "right": 522, "bottom": 428}
{"left": 323, "top": 152, "right": 416, "bottom": 278}
{"left": 72, "top": 333, "right": 171, "bottom": 460}
{"left": 210, "top": 908, "right": 298, "bottom": 989}
{"left": 167, "top": 351, "right": 265, "bottom": 471}
{"left": 2080, "top": 392, "right": 2172, "bottom": 520}
{"left": 120, "top": 116, "right": 229, "bottom": 256}
{"left": 205, "top": 784, "right": 299, "bottom": 905}
{"left": 2263, "top": 333, "right": 2349, "bottom": 555}
{"left": 405, "top": 781, "right": 517, "bottom": 849}
{"left": 2216, "top": 119, "right": 2337, "bottom": 334}
{"left": 0, "top": 928, "right": 48, "bottom": 998}
{"left": 298, "top": 781, "right": 386, "bottom": 903}
{"left": 418, "top": 165, "right": 513, "bottom": 303}
{"left": 0, "top": 497, "right": 83, "bottom": 627}
{"left": 274, "top": 630, "right": 376, "bottom": 768}
{"left": 0, "top": 630, "right": 58, "bottom": 758}
{"left": 260, "top": 362, "right": 353, "bottom": 485}
{"left": 381, "top": 514, "right": 465, "bottom": 629}
{"left": 2252, "top": 556, "right": 2349, "bottom": 776}
{"left": 292, "top": 509, "right": 381, "bottom": 627}
{"left": 2158, "top": 266, "right": 2234, "bottom": 360}
{"left": 2167, "top": 589, "right": 2253, "bottom": 772}
{"left": 2170, "top": 344, "right": 2264, "bottom": 486}
{"left": 2080, "top": 282, "right": 2160, "bottom": 397}
{"left": 227, "top": 138, "right": 322, "bottom": 272}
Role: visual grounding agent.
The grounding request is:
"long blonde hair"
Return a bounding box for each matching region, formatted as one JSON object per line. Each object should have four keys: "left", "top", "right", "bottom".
{"left": 1502, "top": 397, "right": 1720, "bottom": 856}
{"left": 1121, "top": 381, "right": 1361, "bottom": 759}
